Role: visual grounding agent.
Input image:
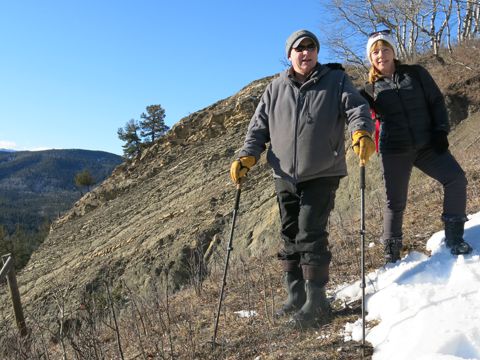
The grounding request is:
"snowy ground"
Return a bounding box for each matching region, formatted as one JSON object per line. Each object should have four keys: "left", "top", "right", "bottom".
{"left": 338, "top": 211, "right": 480, "bottom": 360}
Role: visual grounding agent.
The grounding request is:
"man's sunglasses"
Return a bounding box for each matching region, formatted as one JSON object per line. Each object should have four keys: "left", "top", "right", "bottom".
{"left": 369, "top": 29, "right": 391, "bottom": 38}
{"left": 293, "top": 44, "right": 317, "bottom": 53}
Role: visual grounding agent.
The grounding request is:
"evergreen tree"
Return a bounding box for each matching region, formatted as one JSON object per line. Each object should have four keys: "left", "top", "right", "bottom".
{"left": 0, "top": 225, "right": 10, "bottom": 256}
{"left": 74, "top": 169, "right": 96, "bottom": 193}
{"left": 0, "top": 222, "right": 50, "bottom": 270}
{"left": 139, "top": 105, "right": 169, "bottom": 145}
{"left": 117, "top": 119, "right": 142, "bottom": 159}
{"left": 10, "top": 224, "right": 29, "bottom": 268}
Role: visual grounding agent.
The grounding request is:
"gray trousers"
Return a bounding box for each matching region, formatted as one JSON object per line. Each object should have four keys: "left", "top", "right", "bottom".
{"left": 380, "top": 147, "right": 467, "bottom": 241}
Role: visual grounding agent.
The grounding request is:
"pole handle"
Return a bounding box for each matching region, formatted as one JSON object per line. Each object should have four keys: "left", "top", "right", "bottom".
{"left": 234, "top": 182, "right": 242, "bottom": 207}
{"left": 360, "top": 164, "right": 366, "bottom": 190}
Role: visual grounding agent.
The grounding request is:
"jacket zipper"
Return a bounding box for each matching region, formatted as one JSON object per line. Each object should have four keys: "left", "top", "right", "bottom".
{"left": 294, "top": 86, "right": 308, "bottom": 183}
{"left": 293, "top": 91, "right": 300, "bottom": 183}
{"left": 392, "top": 73, "right": 417, "bottom": 146}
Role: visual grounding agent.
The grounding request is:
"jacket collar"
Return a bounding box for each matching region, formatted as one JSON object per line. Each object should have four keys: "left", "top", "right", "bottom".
{"left": 285, "top": 63, "right": 331, "bottom": 86}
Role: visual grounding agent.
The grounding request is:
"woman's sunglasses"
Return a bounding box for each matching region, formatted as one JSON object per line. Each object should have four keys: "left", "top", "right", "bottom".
{"left": 369, "top": 29, "right": 391, "bottom": 38}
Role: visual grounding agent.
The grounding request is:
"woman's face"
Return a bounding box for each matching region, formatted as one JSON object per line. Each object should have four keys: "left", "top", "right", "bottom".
{"left": 370, "top": 42, "right": 395, "bottom": 76}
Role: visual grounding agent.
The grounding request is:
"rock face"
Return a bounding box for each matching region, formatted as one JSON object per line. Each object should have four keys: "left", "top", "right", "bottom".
{"left": 9, "top": 76, "right": 281, "bottom": 320}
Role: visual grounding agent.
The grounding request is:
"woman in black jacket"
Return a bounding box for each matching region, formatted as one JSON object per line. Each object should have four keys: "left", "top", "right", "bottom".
{"left": 362, "top": 30, "right": 472, "bottom": 262}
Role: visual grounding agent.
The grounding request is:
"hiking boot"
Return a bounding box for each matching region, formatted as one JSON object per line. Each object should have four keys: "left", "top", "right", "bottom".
{"left": 289, "top": 280, "right": 331, "bottom": 329}
{"left": 384, "top": 237, "right": 402, "bottom": 263}
{"left": 275, "top": 271, "right": 306, "bottom": 317}
{"left": 444, "top": 219, "right": 473, "bottom": 255}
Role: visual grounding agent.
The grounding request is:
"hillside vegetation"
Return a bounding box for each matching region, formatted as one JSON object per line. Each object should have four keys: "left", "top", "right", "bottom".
{"left": 0, "top": 149, "right": 123, "bottom": 267}
{"left": 1, "top": 41, "right": 479, "bottom": 359}
{"left": 0, "top": 149, "right": 123, "bottom": 232}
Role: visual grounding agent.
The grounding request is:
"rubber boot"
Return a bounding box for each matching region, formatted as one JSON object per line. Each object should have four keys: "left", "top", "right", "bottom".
{"left": 289, "top": 265, "right": 331, "bottom": 329}
{"left": 275, "top": 261, "right": 305, "bottom": 317}
{"left": 384, "top": 237, "right": 402, "bottom": 263}
{"left": 444, "top": 219, "right": 473, "bottom": 255}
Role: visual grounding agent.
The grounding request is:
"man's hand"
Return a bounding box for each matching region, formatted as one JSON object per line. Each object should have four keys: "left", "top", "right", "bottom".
{"left": 230, "top": 156, "right": 256, "bottom": 183}
{"left": 352, "top": 130, "right": 375, "bottom": 166}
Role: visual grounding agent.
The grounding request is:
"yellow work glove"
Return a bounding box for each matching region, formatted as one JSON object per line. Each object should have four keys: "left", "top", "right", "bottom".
{"left": 230, "top": 156, "right": 256, "bottom": 184}
{"left": 352, "top": 130, "right": 375, "bottom": 166}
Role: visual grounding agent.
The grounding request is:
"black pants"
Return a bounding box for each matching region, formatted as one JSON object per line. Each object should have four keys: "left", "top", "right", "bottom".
{"left": 380, "top": 147, "right": 467, "bottom": 241}
{"left": 275, "top": 176, "right": 340, "bottom": 267}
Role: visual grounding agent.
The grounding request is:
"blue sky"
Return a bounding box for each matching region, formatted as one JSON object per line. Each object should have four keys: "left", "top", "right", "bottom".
{"left": 0, "top": 0, "right": 336, "bottom": 155}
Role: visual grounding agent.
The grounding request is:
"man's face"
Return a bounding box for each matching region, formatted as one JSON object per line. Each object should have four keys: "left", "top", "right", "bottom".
{"left": 289, "top": 38, "right": 318, "bottom": 76}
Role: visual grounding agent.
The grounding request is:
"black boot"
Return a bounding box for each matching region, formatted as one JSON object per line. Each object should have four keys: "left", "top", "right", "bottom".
{"left": 444, "top": 219, "right": 473, "bottom": 255}
{"left": 289, "top": 265, "right": 331, "bottom": 329}
{"left": 384, "top": 237, "right": 402, "bottom": 263}
{"left": 289, "top": 280, "right": 331, "bottom": 329}
{"left": 275, "top": 261, "right": 305, "bottom": 317}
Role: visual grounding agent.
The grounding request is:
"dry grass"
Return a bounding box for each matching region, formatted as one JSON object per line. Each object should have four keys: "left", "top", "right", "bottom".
{"left": 0, "top": 250, "right": 374, "bottom": 360}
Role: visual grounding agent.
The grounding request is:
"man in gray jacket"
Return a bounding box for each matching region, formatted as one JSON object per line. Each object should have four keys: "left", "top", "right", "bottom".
{"left": 230, "top": 29, "right": 375, "bottom": 328}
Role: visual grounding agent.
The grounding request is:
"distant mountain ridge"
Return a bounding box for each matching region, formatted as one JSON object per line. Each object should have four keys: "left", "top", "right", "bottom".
{"left": 0, "top": 149, "right": 123, "bottom": 233}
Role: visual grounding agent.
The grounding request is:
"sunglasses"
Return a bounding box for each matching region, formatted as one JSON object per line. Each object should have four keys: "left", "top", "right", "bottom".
{"left": 293, "top": 44, "right": 317, "bottom": 53}
{"left": 369, "top": 29, "right": 391, "bottom": 38}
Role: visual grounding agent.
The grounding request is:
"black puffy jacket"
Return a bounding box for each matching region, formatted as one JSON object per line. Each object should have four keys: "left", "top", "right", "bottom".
{"left": 364, "top": 64, "right": 449, "bottom": 154}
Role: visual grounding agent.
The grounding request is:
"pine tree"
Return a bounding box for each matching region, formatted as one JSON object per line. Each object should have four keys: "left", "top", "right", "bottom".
{"left": 0, "top": 225, "right": 10, "bottom": 257}
{"left": 139, "top": 105, "right": 169, "bottom": 145}
{"left": 117, "top": 119, "right": 142, "bottom": 159}
{"left": 74, "top": 169, "right": 96, "bottom": 193}
{"left": 10, "top": 225, "right": 29, "bottom": 269}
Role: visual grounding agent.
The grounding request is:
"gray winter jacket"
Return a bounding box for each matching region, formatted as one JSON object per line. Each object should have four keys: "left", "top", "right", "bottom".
{"left": 239, "top": 63, "right": 373, "bottom": 183}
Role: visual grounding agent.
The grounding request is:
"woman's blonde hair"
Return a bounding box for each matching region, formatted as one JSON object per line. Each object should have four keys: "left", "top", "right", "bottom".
{"left": 367, "top": 40, "right": 400, "bottom": 83}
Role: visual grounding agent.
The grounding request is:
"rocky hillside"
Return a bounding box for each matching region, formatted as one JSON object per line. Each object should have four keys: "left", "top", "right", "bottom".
{"left": 7, "top": 76, "right": 280, "bottom": 320}
{"left": 1, "top": 43, "right": 480, "bottom": 358}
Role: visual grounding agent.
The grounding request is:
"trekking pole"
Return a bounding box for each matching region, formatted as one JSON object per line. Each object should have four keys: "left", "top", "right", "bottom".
{"left": 360, "top": 163, "right": 367, "bottom": 357}
{"left": 212, "top": 181, "right": 242, "bottom": 349}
